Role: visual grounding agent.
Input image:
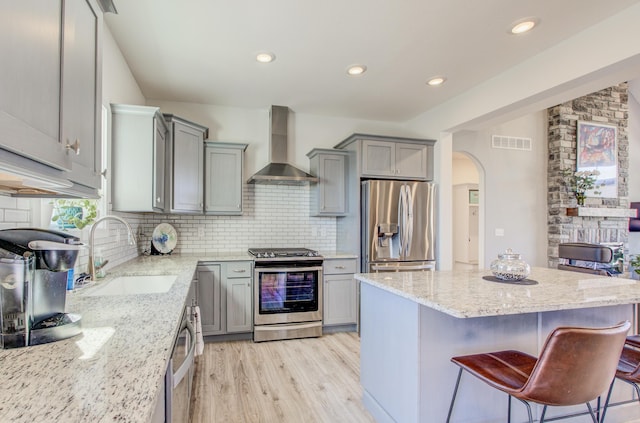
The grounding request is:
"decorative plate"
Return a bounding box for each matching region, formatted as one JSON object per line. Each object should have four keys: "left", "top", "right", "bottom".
{"left": 152, "top": 223, "right": 178, "bottom": 254}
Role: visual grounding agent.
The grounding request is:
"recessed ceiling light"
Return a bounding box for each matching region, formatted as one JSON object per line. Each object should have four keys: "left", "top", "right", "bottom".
{"left": 509, "top": 18, "right": 539, "bottom": 35}
{"left": 347, "top": 64, "right": 367, "bottom": 76}
{"left": 427, "top": 76, "right": 446, "bottom": 86}
{"left": 256, "top": 52, "right": 275, "bottom": 63}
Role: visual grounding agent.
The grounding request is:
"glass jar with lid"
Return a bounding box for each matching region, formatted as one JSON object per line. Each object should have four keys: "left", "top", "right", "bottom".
{"left": 490, "top": 248, "right": 531, "bottom": 281}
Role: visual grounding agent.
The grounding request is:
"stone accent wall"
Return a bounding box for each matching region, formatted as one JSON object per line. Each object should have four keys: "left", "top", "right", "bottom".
{"left": 547, "top": 83, "right": 629, "bottom": 267}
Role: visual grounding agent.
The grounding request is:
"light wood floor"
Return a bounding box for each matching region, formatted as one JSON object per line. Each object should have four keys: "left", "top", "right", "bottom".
{"left": 189, "top": 332, "right": 376, "bottom": 423}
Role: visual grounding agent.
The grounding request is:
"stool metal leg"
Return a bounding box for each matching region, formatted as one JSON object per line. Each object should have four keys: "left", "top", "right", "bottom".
{"left": 446, "top": 368, "right": 463, "bottom": 423}
{"left": 507, "top": 395, "right": 512, "bottom": 423}
{"left": 585, "top": 402, "right": 598, "bottom": 423}
{"left": 600, "top": 379, "right": 616, "bottom": 423}
{"left": 540, "top": 405, "right": 547, "bottom": 423}
{"left": 512, "top": 397, "right": 533, "bottom": 423}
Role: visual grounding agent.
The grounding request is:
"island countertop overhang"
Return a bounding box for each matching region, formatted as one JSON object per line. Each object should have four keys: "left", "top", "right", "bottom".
{"left": 354, "top": 267, "right": 640, "bottom": 318}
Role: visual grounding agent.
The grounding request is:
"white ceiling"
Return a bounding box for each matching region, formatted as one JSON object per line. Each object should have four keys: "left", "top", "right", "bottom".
{"left": 105, "top": 0, "right": 640, "bottom": 123}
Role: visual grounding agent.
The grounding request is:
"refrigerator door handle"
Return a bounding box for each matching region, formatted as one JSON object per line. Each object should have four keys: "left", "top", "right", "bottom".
{"left": 406, "top": 186, "right": 414, "bottom": 256}
{"left": 397, "top": 185, "right": 405, "bottom": 257}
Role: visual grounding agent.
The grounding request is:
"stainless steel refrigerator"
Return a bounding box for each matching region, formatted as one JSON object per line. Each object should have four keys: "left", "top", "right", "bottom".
{"left": 361, "top": 180, "right": 435, "bottom": 272}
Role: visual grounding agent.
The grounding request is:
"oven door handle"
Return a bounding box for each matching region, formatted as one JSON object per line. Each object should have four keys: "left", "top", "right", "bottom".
{"left": 255, "top": 266, "right": 323, "bottom": 272}
{"left": 173, "top": 319, "right": 195, "bottom": 389}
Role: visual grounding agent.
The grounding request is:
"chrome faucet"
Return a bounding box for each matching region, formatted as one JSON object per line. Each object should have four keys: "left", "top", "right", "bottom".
{"left": 88, "top": 215, "right": 137, "bottom": 280}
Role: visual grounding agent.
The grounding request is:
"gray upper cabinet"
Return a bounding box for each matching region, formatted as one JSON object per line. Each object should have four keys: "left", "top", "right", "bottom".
{"left": 334, "top": 134, "right": 435, "bottom": 181}
{"left": 0, "top": 1, "right": 69, "bottom": 171}
{"left": 62, "top": 0, "right": 103, "bottom": 190}
{"left": 307, "top": 148, "right": 349, "bottom": 216}
{"left": 362, "top": 140, "right": 430, "bottom": 180}
{"left": 205, "top": 142, "right": 247, "bottom": 215}
{"left": 111, "top": 104, "right": 168, "bottom": 212}
{"left": 0, "top": 0, "right": 103, "bottom": 192}
{"left": 164, "top": 115, "right": 208, "bottom": 214}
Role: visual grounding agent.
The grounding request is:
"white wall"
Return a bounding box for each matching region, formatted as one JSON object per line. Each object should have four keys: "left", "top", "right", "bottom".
{"left": 453, "top": 111, "right": 547, "bottom": 267}
{"left": 452, "top": 155, "right": 479, "bottom": 185}
{"left": 102, "top": 25, "right": 145, "bottom": 107}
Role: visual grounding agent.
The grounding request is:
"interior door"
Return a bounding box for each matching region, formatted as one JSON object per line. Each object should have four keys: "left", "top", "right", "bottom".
{"left": 469, "top": 205, "right": 479, "bottom": 263}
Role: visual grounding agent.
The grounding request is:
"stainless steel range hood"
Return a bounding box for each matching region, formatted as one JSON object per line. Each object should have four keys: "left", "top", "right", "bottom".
{"left": 247, "top": 106, "right": 318, "bottom": 184}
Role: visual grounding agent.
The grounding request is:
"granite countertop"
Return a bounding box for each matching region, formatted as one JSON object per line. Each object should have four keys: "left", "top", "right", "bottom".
{"left": 0, "top": 250, "right": 354, "bottom": 422}
{"left": 0, "top": 255, "right": 207, "bottom": 423}
{"left": 355, "top": 267, "right": 640, "bottom": 318}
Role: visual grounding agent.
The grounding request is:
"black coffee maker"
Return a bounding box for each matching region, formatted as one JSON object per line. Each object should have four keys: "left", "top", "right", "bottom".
{"left": 0, "top": 228, "right": 83, "bottom": 348}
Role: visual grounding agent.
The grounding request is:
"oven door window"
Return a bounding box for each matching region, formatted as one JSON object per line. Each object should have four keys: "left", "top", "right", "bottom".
{"left": 258, "top": 270, "right": 319, "bottom": 314}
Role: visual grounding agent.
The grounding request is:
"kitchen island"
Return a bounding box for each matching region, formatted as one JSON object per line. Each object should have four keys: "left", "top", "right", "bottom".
{"left": 0, "top": 254, "right": 247, "bottom": 423}
{"left": 355, "top": 267, "right": 640, "bottom": 423}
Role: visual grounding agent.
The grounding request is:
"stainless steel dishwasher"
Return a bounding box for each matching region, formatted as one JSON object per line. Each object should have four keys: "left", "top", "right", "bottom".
{"left": 165, "top": 308, "right": 196, "bottom": 422}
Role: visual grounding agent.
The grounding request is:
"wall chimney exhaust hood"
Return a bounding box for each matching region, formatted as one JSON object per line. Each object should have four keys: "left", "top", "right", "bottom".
{"left": 247, "top": 106, "right": 318, "bottom": 184}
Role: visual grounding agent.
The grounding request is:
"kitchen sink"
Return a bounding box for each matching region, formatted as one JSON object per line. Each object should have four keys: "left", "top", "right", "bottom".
{"left": 83, "top": 275, "right": 178, "bottom": 296}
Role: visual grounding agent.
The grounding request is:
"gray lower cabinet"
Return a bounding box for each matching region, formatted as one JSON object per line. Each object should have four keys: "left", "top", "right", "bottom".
{"left": 307, "top": 149, "right": 348, "bottom": 216}
{"left": 323, "top": 258, "right": 358, "bottom": 327}
{"left": 205, "top": 142, "right": 247, "bottom": 215}
{"left": 194, "top": 263, "right": 223, "bottom": 336}
{"left": 224, "top": 261, "right": 253, "bottom": 333}
{"left": 164, "top": 115, "right": 208, "bottom": 213}
{"left": 111, "top": 104, "right": 168, "bottom": 212}
{"left": 194, "top": 261, "right": 253, "bottom": 337}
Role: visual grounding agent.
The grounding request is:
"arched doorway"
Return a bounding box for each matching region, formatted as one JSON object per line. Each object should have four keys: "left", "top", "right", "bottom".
{"left": 452, "top": 151, "right": 483, "bottom": 269}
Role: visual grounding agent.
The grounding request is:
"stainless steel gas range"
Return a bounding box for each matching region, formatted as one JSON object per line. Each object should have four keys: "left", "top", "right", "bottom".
{"left": 248, "top": 248, "right": 323, "bottom": 342}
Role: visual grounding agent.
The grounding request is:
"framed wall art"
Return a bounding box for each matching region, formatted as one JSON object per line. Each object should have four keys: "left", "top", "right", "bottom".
{"left": 576, "top": 120, "right": 617, "bottom": 198}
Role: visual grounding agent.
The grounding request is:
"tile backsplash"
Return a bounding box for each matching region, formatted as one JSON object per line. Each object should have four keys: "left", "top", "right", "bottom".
{"left": 1, "top": 184, "right": 336, "bottom": 280}
{"left": 0, "top": 196, "right": 32, "bottom": 229}
{"left": 139, "top": 184, "right": 337, "bottom": 254}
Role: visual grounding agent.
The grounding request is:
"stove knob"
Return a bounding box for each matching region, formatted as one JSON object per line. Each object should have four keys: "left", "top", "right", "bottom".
{"left": 269, "top": 252, "right": 275, "bottom": 258}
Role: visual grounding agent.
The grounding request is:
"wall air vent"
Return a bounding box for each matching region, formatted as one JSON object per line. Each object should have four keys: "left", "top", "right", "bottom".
{"left": 491, "top": 135, "right": 532, "bottom": 151}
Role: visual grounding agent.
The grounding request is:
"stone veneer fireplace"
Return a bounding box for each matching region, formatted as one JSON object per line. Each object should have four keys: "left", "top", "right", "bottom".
{"left": 547, "top": 82, "right": 630, "bottom": 268}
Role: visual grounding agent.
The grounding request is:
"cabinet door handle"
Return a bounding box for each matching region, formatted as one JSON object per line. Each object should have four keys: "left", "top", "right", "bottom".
{"left": 66, "top": 139, "right": 80, "bottom": 155}
{"left": 232, "top": 269, "right": 246, "bottom": 273}
{"left": 157, "top": 197, "right": 161, "bottom": 203}
{"left": 335, "top": 265, "right": 346, "bottom": 269}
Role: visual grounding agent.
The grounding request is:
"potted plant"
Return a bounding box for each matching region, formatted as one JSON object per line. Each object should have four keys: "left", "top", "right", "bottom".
{"left": 51, "top": 199, "right": 98, "bottom": 230}
{"left": 629, "top": 254, "right": 640, "bottom": 280}
{"left": 562, "top": 169, "right": 604, "bottom": 206}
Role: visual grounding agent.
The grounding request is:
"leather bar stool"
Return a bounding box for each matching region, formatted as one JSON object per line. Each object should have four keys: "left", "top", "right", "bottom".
{"left": 446, "top": 321, "right": 631, "bottom": 423}
{"left": 626, "top": 335, "right": 640, "bottom": 348}
{"left": 600, "top": 342, "right": 640, "bottom": 422}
